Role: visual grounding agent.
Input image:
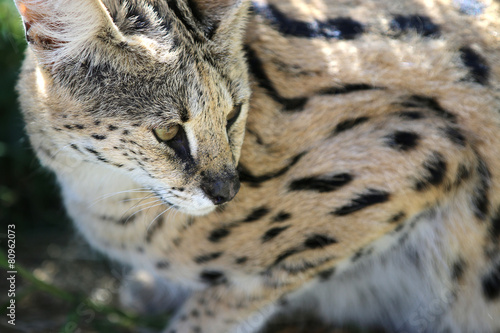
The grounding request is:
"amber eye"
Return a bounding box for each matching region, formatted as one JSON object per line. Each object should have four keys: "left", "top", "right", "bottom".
{"left": 153, "top": 125, "right": 180, "bottom": 142}
{"left": 227, "top": 103, "right": 242, "bottom": 129}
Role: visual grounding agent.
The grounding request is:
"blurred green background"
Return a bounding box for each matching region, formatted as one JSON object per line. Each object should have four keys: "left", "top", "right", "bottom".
{"left": 0, "top": 0, "right": 68, "bottom": 232}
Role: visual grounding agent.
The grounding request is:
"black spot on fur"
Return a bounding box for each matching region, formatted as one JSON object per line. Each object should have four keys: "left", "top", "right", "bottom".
{"left": 459, "top": 46, "right": 489, "bottom": 85}
{"left": 70, "top": 144, "right": 79, "bottom": 151}
{"left": 156, "top": 260, "right": 170, "bottom": 269}
{"left": 451, "top": 258, "right": 466, "bottom": 281}
{"left": 235, "top": 256, "right": 248, "bottom": 264}
{"left": 272, "top": 211, "right": 291, "bottom": 223}
{"left": 117, "top": 214, "right": 136, "bottom": 225}
{"left": 351, "top": 249, "right": 365, "bottom": 262}
{"left": 332, "top": 189, "right": 390, "bottom": 216}
{"left": 482, "top": 262, "right": 500, "bottom": 300}
{"left": 289, "top": 173, "right": 353, "bottom": 193}
{"left": 200, "top": 270, "right": 227, "bottom": 285}
{"left": 252, "top": 3, "right": 364, "bottom": 40}
{"left": 75, "top": 124, "right": 85, "bottom": 130}
{"left": 262, "top": 226, "right": 290, "bottom": 242}
{"left": 108, "top": 125, "right": 118, "bottom": 131}
{"left": 320, "top": 84, "right": 381, "bottom": 95}
{"left": 145, "top": 217, "right": 164, "bottom": 243}
{"left": 317, "top": 268, "right": 335, "bottom": 280}
{"left": 333, "top": 117, "right": 369, "bottom": 134}
{"left": 194, "top": 252, "right": 223, "bottom": 264}
{"left": 444, "top": 126, "right": 466, "bottom": 147}
{"left": 398, "top": 111, "right": 424, "bottom": 120}
{"left": 394, "top": 224, "right": 405, "bottom": 233}
{"left": 322, "top": 18, "right": 364, "bottom": 40}
{"left": 91, "top": 134, "right": 107, "bottom": 140}
{"left": 304, "top": 234, "right": 338, "bottom": 249}
{"left": 245, "top": 47, "right": 308, "bottom": 111}
{"left": 414, "top": 152, "right": 447, "bottom": 191}
{"left": 208, "top": 228, "right": 230, "bottom": 242}
{"left": 400, "top": 95, "right": 456, "bottom": 122}
{"left": 390, "top": 15, "right": 440, "bottom": 37}
{"left": 273, "top": 248, "right": 301, "bottom": 266}
{"left": 386, "top": 131, "right": 420, "bottom": 151}
{"left": 455, "top": 164, "right": 472, "bottom": 187}
{"left": 194, "top": 252, "right": 222, "bottom": 264}
{"left": 243, "top": 206, "right": 270, "bottom": 222}
{"left": 389, "top": 212, "right": 406, "bottom": 223}
{"left": 85, "top": 147, "right": 110, "bottom": 163}
{"left": 239, "top": 152, "right": 306, "bottom": 185}
{"left": 471, "top": 159, "right": 491, "bottom": 220}
{"left": 64, "top": 125, "right": 73, "bottom": 130}
{"left": 490, "top": 207, "right": 500, "bottom": 241}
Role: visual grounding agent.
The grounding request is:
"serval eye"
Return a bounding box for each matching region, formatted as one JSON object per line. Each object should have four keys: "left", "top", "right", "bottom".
{"left": 226, "top": 103, "right": 242, "bottom": 129}
{"left": 153, "top": 125, "right": 180, "bottom": 142}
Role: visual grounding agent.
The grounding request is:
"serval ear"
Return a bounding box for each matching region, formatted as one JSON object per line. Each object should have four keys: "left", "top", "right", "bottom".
{"left": 14, "top": 0, "right": 125, "bottom": 68}
{"left": 188, "top": 0, "right": 249, "bottom": 40}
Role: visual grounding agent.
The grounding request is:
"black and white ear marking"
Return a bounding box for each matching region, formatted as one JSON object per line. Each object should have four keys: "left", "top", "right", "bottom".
{"left": 14, "top": 0, "right": 125, "bottom": 66}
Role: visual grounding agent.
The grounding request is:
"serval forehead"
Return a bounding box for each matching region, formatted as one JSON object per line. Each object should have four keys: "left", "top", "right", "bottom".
{"left": 58, "top": 55, "right": 234, "bottom": 126}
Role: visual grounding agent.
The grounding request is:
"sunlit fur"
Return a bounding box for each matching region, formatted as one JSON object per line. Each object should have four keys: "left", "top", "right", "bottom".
{"left": 16, "top": 0, "right": 251, "bottom": 216}
{"left": 16, "top": 0, "right": 500, "bottom": 332}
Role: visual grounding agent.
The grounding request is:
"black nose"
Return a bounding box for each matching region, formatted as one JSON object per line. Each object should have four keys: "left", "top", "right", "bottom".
{"left": 201, "top": 173, "right": 240, "bottom": 205}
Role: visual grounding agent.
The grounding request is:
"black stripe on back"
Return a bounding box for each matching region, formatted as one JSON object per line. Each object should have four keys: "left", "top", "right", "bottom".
{"left": 333, "top": 117, "right": 369, "bottom": 135}
{"left": 332, "top": 189, "right": 390, "bottom": 216}
{"left": 239, "top": 152, "right": 306, "bottom": 185}
{"left": 482, "top": 262, "right": 500, "bottom": 301}
{"left": 390, "top": 15, "right": 440, "bottom": 37}
{"left": 459, "top": 46, "right": 490, "bottom": 85}
{"left": 289, "top": 173, "right": 353, "bottom": 192}
{"left": 252, "top": 2, "right": 364, "bottom": 40}
{"left": 245, "top": 46, "right": 308, "bottom": 111}
{"left": 262, "top": 226, "right": 290, "bottom": 242}
{"left": 414, "top": 152, "right": 447, "bottom": 191}
{"left": 194, "top": 251, "right": 223, "bottom": 264}
{"left": 320, "top": 84, "right": 382, "bottom": 95}
{"left": 471, "top": 158, "right": 491, "bottom": 221}
{"left": 399, "top": 95, "right": 456, "bottom": 122}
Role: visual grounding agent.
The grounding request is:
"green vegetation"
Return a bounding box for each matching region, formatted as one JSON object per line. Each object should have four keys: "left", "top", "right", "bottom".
{"left": 0, "top": 0, "right": 66, "bottom": 232}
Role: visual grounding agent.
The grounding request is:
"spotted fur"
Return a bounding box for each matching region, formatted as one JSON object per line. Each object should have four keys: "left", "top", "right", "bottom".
{"left": 15, "top": 0, "right": 500, "bottom": 332}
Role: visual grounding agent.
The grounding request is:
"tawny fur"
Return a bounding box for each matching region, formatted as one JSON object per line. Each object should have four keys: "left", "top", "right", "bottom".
{"left": 15, "top": 0, "right": 500, "bottom": 332}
